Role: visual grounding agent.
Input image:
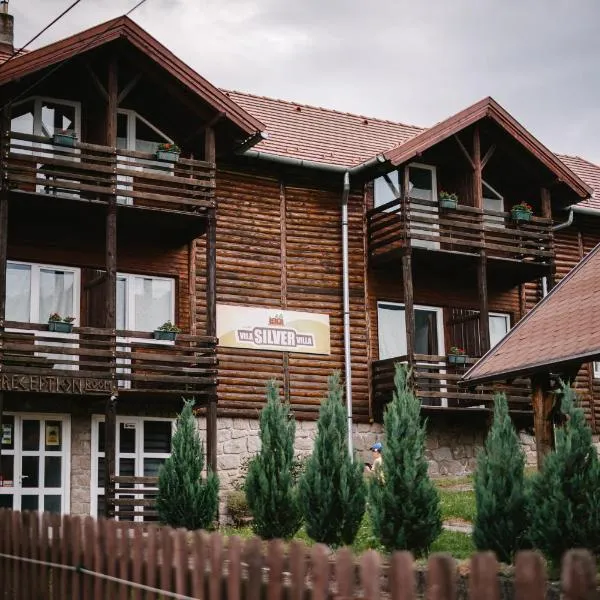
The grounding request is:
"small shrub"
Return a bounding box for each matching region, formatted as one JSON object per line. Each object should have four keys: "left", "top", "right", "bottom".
{"left": 156, "top": 399, "right": 219, "bottom": 530}
{"left": 473, "top": 394, "right": 529, "bottom": 563}
{"left": 226, "top": 490, "right": 252, "bottom": 527}
{"left": 368, "top": 364, "right": 442, "bottom": 557}
{"left": 245, "top": 380, "right": 302, "bottom": 539}
{"left": 528, "top": 382, "right": 600, "bottom": 565}
{"left": 298, "top": 371, "right": 366, "bottom": 547}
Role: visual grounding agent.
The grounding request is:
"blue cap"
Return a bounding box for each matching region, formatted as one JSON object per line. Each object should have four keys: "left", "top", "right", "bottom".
{"left": 370, "top": 442, "right": 383, "bottom": 452}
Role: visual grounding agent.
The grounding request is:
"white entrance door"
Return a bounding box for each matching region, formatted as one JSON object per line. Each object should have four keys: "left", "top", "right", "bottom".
{"left": 91, "top": 416, "right": 174, "bottom": 521}
{"left": 0, "top": 414, "right": 71, "bottom": 513}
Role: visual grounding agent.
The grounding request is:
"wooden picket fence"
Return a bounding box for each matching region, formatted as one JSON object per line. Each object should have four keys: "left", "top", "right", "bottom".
{"left": 0, "top": 510, "right": 597, "bottom": 600}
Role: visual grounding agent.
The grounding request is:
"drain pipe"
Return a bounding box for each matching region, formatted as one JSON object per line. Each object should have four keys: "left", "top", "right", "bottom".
{"left": 341, "top": 171, "right": 353, "bottom": 459}
{"left": 543, "top": 208, "right": 575, "bottom": 298}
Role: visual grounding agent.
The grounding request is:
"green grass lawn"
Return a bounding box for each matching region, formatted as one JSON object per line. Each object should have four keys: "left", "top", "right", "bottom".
{"left": 439, "top": 489, "right": 476, "bottom": 523}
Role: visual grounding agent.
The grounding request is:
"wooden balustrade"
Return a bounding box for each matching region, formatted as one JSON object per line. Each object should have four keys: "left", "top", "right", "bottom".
{"left": 372, "top": 354, "right": 531, "bottom": 417}
{"left": 368, "top": 197, "right": 553, "bottom": 264}
{"left": 0, "top": 321, "right": 217, "bottom": 396}
{"left": 5, "top": 132, "right": 215, "bottom": 214}
{"left": 108, "top": 476, "right": 159, "bottom": 521}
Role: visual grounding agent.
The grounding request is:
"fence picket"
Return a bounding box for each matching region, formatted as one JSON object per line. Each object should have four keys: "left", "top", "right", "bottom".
{"left": 210, "top": 532, "right": 223, "bottom": 600}
{"left": 426, "top": 553, "right": 456, "bottom": 600}
{"left": 82, "top": 517, "right": 95, "bottom": 600}
{"left": 118, "top": 523, "right": 131, "bottom": 600}
{"left": 561, "top": 549, "right": 597, "bottom": 600}
{"left": 131, "top": 524, "right": 144, "bottom": 600}
{"left": 227, "top": 536, "right": 242, "bottom": 600}
{"left": 289, "top": 541, "right": 306, "bottom": 600}
{"left": 192, "top": 531, "right": 208, "bottom": 600}
{"left": 21, "top": 513, "right": 31, "bottom": 600}
{"left": 71, "top": 516, "right": 82, "bottom": 599}
{"left": 11, "top": 510, "right": 20, "bottom": 599}
{"left": 39, "top": 513, "right": 50, "bottom": 600}
{"left": 160, "top": 526, "right": 174, "bottom": 594}
{"left": 49, "top": 513, "right": 61, "bottom": 600}
{"left": 311, "top": 545, "right": 329, "bottom": 600}
{"left": 145, "top": 526, "right": 159, "bottom": 600}
{"left": 173, "top": 529, "right": 188, "bottom": 597}
{"left": 59, "top": 514, "right": 71, "bottom": 599}
{"left": 267, "top": 539, "right": 284, "bottom": 600}
{"left": 105, "top": 518, "right": 118, "bottom": 599}
{"left": 389, "top": 552, "right": 415, "bottom": 600}
{"left": 245, "top": 537, "right": 263, "bottom": 600}
{"left": 468, "top": 552, "right": 499, "bottom": 600}
{"left": 361, "top": 550, "right": 381, "bottom": 600}
{"left": 335, "top": 547, "right": 354, "bottom": 600}
{"left": 29, "top": 513, "right": 40, "bottom": 600}
{"left": 93, "top": 517, "right": 106, "bottom": 600}
{"left": 514, "top": 551, "right": 546, "bottom": 600}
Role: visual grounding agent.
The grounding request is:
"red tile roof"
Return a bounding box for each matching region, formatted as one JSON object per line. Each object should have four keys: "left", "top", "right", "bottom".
{"left": 463, "top": 243, "right": 600, "bottom": 383}
{"left": 556, "top": 155, "right": 600, "bottom": 210}
{"left": 224, "top": 90, "right": 424, "bottom": 168}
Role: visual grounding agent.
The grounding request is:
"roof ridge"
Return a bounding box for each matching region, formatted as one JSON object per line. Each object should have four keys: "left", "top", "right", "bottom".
{"left": 222, "top": 88, "right": 425, "bottom": 131}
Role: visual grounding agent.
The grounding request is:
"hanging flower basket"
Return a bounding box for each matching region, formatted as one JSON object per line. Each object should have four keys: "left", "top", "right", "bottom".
{"left": 156, "top": 143, "right": 181, "bottom": 163}
{"left": 52, "top": 131, "right": 77, "bottom": 148}
{"left": 511, "top": 203, "right": 533, "bottom": 223}
{"left": 439, "top": 191, "right": 458, "bottom": 210}
{"left": 448, "top": 346, "right": 468, "bottom": 365}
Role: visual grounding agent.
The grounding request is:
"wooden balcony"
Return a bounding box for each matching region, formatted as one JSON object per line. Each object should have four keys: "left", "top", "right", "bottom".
{"left": 372, "top": 354, "right": 531, "bottom": 420}
{"left": 4, "top": 132, "right": 215, "bottom": 216}
{"left": 0, "top": 321, "right": 217, "bottom": 397}
{"left": 368, "top": 197, "right": 553, "bottom": 269}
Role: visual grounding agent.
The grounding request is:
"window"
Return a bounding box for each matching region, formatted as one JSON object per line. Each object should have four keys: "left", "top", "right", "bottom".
{"left": 373, "top": 171, "right": 399, "bottom": 208}
{"left": 91, "top": 416, "right": 174, "bottom": 520}
{"left": 11, "top": 97, "right": 81, "bottom": 139}
{"left": 594, "top": 363, "right": 600, "bottom": 379}
{"left": 6, "top": 261, "right": 80, "bottom": 324}
{"left": 482, "top": 180, "right": 504, "bottom": 227}
{"left": 116, "top": 274, "right": 175, "bottom": 332}
{"left": 489, "top": 313, "right": 510, "bottom": 348}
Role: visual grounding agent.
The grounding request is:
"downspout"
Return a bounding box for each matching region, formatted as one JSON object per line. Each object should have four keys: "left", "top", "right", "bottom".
{"left": 541, "top": 208, "right": 575, "bottom": 299}
{"left": 341, "top": 171, "right": 353, "bottom": 459}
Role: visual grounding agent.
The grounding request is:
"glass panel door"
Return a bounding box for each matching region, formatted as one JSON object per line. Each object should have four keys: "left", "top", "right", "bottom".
{"left": 409, "top": 164, "right": 439, "bottom": 250}
{"left": 0, "top": 414, "right": 69, "bottom": 513}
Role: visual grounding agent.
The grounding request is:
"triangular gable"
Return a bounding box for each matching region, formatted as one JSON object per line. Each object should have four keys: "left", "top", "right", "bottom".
{"left": 382, "top": 97, "right": 592, "bottom": 199}
{"left": 463, "top": 242, "right": 600, "bottom": 383}
{"left": 0, "top": 16, "right": 265, "bottom": 136}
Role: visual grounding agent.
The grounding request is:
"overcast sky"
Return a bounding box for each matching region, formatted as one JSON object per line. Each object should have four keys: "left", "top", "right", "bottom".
{"left": 8, "top": 0, "right": 600, "bottom": 163}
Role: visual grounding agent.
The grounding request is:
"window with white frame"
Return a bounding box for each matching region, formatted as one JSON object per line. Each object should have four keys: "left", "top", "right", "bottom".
{"left": 489, "top": 312, "right": 511, "bottom": 349}
{"left": 482, "top": 180, "right": 504, "bottom": 227}
{"left": 116, "top": 273, "right": 175, "bottom": 332}
{"left": 6, "top": 261, "right": 80, "bottom": 324}
{"left": 11, "top": 97, "right": 81, "bottom": 140}
{"left": 373, "top": 171, "right": 400, "bottom": 208}
{"left": 91, "top": 416, "right": 174, "bottom": 520}
{"left": 594, "top": 363, "right": 600, "bottom": 379}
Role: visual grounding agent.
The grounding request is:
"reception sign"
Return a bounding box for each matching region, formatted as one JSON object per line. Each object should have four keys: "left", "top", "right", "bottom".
{"left": 217, "top": 304, "right": 330, "bottom": 355}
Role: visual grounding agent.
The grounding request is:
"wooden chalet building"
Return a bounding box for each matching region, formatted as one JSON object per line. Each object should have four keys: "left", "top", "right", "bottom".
{"left": 1, "top": 7, "right": 600, "bottom": 519}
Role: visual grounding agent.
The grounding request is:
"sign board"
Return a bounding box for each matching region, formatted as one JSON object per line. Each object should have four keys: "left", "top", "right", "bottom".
{"left": 217, "top": 304, "right": 330, "bottom": 355}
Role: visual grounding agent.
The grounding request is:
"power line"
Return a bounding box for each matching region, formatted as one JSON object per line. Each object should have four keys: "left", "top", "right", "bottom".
{"left": 1, "top": 0, "right": 87, "bottom": 66}
{"left": 0, "top": 0, "right": 152, "bottom": 111}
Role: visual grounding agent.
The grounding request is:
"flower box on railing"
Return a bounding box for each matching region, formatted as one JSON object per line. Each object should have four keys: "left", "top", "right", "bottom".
{"left": 153, "top": 321, "right": 181, "bottom": 341}
{"left": 448, "top": 346, "right": 468, "bottom": 365}
{"left": 439, "top": 191, "right": 458, "bottom": 210}
{"left": 511, "top": 203, "right": 533, "bottom": 223}
{"left": 52, "top": 132, "right": 77, "bottom": 147}
{"left": 155, "top": 143, "right": 181, "bottom": 163}
{"left": 48, "top": 321, "right": 74, "bottom": 333}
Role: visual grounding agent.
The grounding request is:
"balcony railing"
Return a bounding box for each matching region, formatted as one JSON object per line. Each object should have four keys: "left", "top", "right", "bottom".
{"left": 4, "top": 132, "right": 215, "bottom": 214}
{"left": 0, "top": 321, "right": 217, "bottom": 396}
{"left": 372, "top": 354, "right": 531, "bottom": 417}
{"left": 367, "top": 197, "right": 553, "bottom": 263}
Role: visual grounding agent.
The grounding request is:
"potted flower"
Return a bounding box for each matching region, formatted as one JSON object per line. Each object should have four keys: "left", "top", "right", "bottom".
{"left": 48, "top": 313, "right": 75, "bottom": 333}
{"left": 448, "top": 346, "right": 468, "bottom": 365}
{"left": 154, "top": 321, "right": 181, "bottom": 341}
{"left": 511, "top": 202, "right": 533, "bottom": 223}
{"left": 52, "top": 129, "right": 77, "bottom": 148}
{"left": 439, "top": 191, "right": 459, "bottom": 210}
{"left": 155, "top": 142, "right": 181, "bottom": 162}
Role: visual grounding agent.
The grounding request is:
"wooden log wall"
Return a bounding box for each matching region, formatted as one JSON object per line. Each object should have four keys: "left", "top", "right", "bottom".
{"left": 522, "top": 215, "right": 600, "bottom": 431}
{"left": 195, "top": 168, "right": 370, "bottom": 421}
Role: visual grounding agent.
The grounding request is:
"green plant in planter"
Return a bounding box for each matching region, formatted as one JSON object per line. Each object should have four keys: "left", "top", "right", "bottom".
{"left": 439, "top": 191, "right": 458, "bottom": 209}
{"left": 511, "top": 202, "right": 533, "bottom": 223}
{"left": 448, "top": 345, "right": 467, "bottom": 365}
{"left": 52, "top": 129, "right": 77, "bottom": 147}
{"left": 154, "top": 321, "right": 181, "bottom": 341}
{"left": 48, "top": 313, "right": 75, "bottom": 333}
{"left": 156, "top": 142, "right": 181, "bottom": 162}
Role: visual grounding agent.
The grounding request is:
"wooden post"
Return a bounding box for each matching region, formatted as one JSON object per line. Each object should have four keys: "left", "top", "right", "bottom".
{"left": 280, "top": 180, "right": 290, "bottom": 402}
{"left": 541, "top": 187, "right": 556, "bottom": 290}
{"left": 205, "top": 126, "right": 217, "bottom": 474}
{"left": 402, "top": 252, "right": 415, "bottom": 368}
{"left": 104, "top": 394, "right": 117, "bottom": 518}
{"left": 472, "top": 126, "right": 482, "bottom": 210}
{"left": 531, "top": 372, "right": 554, "bottom": 469}
{"left": 478, "top": 252, "right": 490, "bottom": 353}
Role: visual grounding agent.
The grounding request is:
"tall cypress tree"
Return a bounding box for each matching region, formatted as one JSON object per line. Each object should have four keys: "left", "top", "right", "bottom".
{"left": 156, "top": 399, "right": 219, "bottom": 530}
{"left": 528, "top": 382, "right": 600, "bottom": 565}
{"left": 369, "top": 364, "right": 441, "bottom": 557}
{"left": 298, "top": 371, "right": 366, "bottom": 547}
{"left": 473, "top": 394, "right": 529, "bottom": 563}
{"left": 245, "top": 380, "right": 302, "bottom": 539}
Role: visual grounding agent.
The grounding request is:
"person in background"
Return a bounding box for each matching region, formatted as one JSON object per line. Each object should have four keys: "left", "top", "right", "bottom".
{"left": 364, "top": 442, "right": 383, "bottom": 475}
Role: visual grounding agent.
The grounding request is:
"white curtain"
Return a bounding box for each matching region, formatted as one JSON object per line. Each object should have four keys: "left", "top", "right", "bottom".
{"left": 489, "top": 315, "right": 509, "bottom": 348}
{"left": 39, "top": 269, "right": 74, "bottom": 323}
{"left": 6, "top": 264, "right": 31, "bottom": 322}
{"left": 134, "top": 277, "right": 172, "bottom": 331}
{"left": 377, "top": 304, "right": 406, "bottom": 360}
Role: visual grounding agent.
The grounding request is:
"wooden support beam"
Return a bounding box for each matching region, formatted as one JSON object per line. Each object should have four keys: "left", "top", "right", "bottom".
{"left": 540, "top": 187, "right": 556, "bottom": 290}
{"left": 531, "top": 373, "right": 554, "bottom": 469}
{"left": 0, "top": 393, "right": 4, "bottom": 480}
{"left": 481, "top": 144, "right": 496, "bottom": 170}
{"left": 117, "top": 74, "right": 142, "bottom": 105}
{"left": 280, "top": 180, "right": 290, "bottom": 403}
{"left": 0, "top": 104, "right": 9, "bottom": 328}
{"left": 106, "top": 57, "right": 118, "bottom": 147}
{"left": 454, "top": 134, "right": 475, "bottom": 169}
{"left": 473, "top": 126, "right": 483, "bottom": 209}
{"left": 84, "top": 62, "right": 108, "bottom": 101}
{"left": 402, "top": 252, "right": 415, "bottom": 369}
{"left": 84, "top": 271, "right": 107, "bottom": 290}
{"left": 205, "top": 207, "right": 217, "bottom": 474}
{"left": 183, "top": 112, "right": 225, "bottom": 144}
{"left": 104, "top": 393, "right": 117, "bottom": 518}
{"left": 383, "top": 172, "right": 400, "bottom": 199}
{"left": 204, "top": 126, "right": 216, "bottom": 164}
{"left": 478, "top": 252, "right": 490, "bottom": 353}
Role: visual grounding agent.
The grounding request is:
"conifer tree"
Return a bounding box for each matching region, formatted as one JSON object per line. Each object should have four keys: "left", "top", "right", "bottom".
{"left": 157, "top": 399, "right": 219, "bottom": 530}
{"left": 368, "top": 364, "right": 441, "bottom": 556}
{"left": 298, "top": 371, "right": 366, "bottom": 547}
{"left": 245, "top": 380, "right": 302, "bottom": 539}
{"left": 528, "top": 382, "right": 600, "bottom": 565}
{"left": 473, "top": 394, "right": 529, "bottom": 563}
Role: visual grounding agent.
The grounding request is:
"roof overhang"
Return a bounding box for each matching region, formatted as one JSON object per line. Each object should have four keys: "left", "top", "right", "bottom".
{"left": 382, "top": 97, "right": 593, "bottom": 200}
{"left": 0, "top": 16, "right": 265, "bottom": 137}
